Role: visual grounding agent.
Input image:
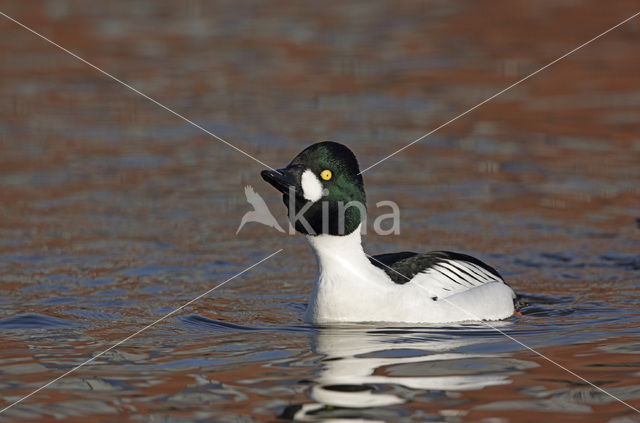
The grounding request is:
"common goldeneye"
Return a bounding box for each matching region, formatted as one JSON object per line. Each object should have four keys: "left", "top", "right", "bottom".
{"left": 261, "top": 141, "right": 517, "bottom": 323}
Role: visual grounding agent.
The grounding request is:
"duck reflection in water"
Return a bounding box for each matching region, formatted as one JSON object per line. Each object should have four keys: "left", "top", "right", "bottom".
{"left": 282, "top": 323, "right": 537, "bottom": 421}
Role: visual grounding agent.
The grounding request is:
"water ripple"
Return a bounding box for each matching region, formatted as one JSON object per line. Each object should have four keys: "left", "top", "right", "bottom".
{"left": 0, "top": 314, "right": 79, "bottom": 329}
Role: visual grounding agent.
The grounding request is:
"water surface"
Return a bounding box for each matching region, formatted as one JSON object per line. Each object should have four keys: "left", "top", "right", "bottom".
{"left": 1, "top": 0, "right": 640, "bottom": 421}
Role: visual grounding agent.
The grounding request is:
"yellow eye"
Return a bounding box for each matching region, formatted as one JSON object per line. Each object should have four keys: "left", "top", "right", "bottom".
{"left": 320, "top": 169, "right": 332, "bottom": 181}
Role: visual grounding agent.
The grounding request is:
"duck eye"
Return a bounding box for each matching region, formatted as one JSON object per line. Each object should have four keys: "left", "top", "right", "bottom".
{"left": 320, "top": 169, "right": 332, "bottom": 181}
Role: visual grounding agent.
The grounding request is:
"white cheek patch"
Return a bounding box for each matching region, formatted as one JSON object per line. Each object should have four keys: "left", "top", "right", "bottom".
{"left": 301, "top": 169, "right": 324, "bottom": 202}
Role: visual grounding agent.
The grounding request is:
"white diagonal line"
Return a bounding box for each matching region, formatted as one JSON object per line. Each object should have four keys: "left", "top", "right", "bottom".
{"left": 359, "top": 10, "right": 640, "bottom": 174}
{"left": 366, "top": 253, "right": 640, "bottom": 414}
{"left": 0, "top": 11, "right": 276, "bottom": 171}
{"left": 0, "top": 249, "right": 283, "bottom": 415}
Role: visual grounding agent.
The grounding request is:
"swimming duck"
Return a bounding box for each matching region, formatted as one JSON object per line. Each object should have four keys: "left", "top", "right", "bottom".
{"left": 261, "top": 141, "right": 517, "bottom": 323}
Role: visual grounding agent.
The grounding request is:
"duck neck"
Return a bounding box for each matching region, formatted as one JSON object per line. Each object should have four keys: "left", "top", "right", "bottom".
{"left": 305, "top": 224, "right": 382, "bottom": 284}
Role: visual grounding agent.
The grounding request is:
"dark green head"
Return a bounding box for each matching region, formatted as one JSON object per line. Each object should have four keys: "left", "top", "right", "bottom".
{"left": 261, "top": 142, "right": 366, "bottom": 236}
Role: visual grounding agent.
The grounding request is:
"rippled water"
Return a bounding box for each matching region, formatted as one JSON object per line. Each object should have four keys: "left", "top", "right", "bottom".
{"left": 1, "top": 1, "right": 640, "bottom": 421}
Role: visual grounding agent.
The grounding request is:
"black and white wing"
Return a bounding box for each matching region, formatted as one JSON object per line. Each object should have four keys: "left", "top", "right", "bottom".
{"left": 369, "top": 250, "right": 509, "bottom": 300}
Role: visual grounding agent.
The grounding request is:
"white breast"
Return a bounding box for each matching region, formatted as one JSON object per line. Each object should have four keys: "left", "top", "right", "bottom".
{"left": 305, "top": 226, "right": 393, "bottom": 323}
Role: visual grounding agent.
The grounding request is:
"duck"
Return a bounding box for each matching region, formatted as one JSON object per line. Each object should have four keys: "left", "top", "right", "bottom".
{"left": 261, "top": 141, "right": 517, "bottom": 324}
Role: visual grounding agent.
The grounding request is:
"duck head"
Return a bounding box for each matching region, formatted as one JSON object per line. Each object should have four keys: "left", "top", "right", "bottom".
{"left": 261, "top": 142, "right": 366, "bottom": 236}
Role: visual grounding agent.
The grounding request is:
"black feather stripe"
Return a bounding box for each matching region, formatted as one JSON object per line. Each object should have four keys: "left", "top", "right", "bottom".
{"left": 432, "top": 265, "right": 464, "bottom": 285}
{"left": 466, "top": 262, "right": 499, "bottom": 282}
{"left": 369, "top": 250, "right": 504, "bottom": 286}
{"left": 446, "top": 261, "right": 485, "bottom": 285}
{"left": 437, "top": 262, "right": 476, "bottom": 286}
{"left": 452, "top": 260, "right": 494, "bottom": 282}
